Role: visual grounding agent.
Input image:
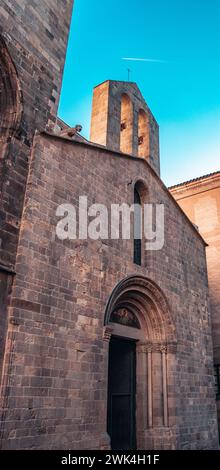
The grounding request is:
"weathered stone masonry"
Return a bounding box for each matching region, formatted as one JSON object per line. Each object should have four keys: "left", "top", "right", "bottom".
{"left": 0, "top": 0, "right": 74, "bottom": 270}
{"left": 170, "top": 172, "right": 220, "bottom": 439}
{"left": 0, "top": 131, "right": 218, "bottom": 449}
{"left": 0, "top": 1, "right": 74, "bottom": 406}
{"left": 0, "top": 0, "right": 219, "bottom": 451}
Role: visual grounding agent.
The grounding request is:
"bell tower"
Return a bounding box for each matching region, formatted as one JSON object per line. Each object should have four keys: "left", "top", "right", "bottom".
{"left": 90, "top": 80, "right": 160, "bottom": 176}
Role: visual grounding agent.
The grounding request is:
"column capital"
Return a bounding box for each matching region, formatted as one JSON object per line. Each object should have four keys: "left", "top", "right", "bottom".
{"left": 136, "top": 342, "right": 147, "bottom": 353}
{"left": 167, "top": 342, "right": 177, "bottom": 354}
{"left": 149, "top": 342, "right": 166, "bottom": 353}
{"left": 103, "top": 326, "right": 113, "bottom": 342}
{"left": 137, "top": 341, "right": 174, "bottom": 354}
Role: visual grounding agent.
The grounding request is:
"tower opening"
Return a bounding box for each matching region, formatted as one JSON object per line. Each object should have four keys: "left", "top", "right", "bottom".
{"left": 120, "top": 93, "right": 133, "bottom": 154}
{"left": 138, "top": 109, "right": 149, "bottom": 159}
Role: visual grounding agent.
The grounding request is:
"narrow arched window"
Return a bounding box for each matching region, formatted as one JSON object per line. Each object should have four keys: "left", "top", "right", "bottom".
{"left": 134, "top": 185, "right": 142, "bottom": 266}
{"left": 138, "top": 109, "right": 149, "bottom": 159}
{"left": 120, "top": 93, "right": 133, "bottom": 154}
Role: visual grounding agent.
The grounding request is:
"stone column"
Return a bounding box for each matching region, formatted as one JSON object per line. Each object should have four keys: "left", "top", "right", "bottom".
{"left": 166, "top": 342, "right": 177, "bottom": 428}
{"left": 147, "top": 346, "right": 153, "bottom": 428}
{"left": 136, "top": 342, "right": 148, "bottom": 435}
{"left": 101, "top": 326, "right": 113, "bottom": 450}
{"left": 161, "top": 346, "right": 168, "bottom": 427}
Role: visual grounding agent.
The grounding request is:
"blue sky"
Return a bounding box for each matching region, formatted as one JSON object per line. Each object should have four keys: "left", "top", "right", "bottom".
{"left": 59, "top": 0, "right": 220, "bottom": 186}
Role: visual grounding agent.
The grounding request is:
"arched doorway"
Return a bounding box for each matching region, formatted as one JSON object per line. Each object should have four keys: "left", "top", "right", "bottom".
{"left": 107, "top": 335, "right": 136, "bottom": 450}
{"left": 104, "top": 275, "right": 176, "bottom": 450}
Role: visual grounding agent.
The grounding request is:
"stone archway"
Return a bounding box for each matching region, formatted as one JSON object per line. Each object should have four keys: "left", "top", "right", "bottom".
{"left": 0, "top": 35, "right": 22, "bottom": 146}
{"left": 104, "top": 275, "right": 177, "bottom": 450}
{"left": 0, "top": 35, "right": 23, "bottom": 200}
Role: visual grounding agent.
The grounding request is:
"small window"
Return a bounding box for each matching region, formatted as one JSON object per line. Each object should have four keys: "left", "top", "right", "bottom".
{"left": 214, "top": 365, "right": 220, "bottom": 397}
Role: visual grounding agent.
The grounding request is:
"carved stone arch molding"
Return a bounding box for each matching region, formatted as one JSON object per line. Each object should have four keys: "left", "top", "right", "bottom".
{"left": 104, "top": 274, "right": 176, "bottom": 343}
{"left": 104, "top": 275, "right": 177, "bottom": 450}
{"left": 0, "top": 34, "right": 23, "bottom": 145}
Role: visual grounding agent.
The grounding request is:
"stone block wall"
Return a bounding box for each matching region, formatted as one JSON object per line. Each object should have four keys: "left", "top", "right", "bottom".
{"left": 170, "top": 172, "right": 220, "bottom": 438}
{"left": 0, "top": 0, "right": 74, "bottom": 270}
{"left": 0, "top": 133, "right": 218, "bottom": 449}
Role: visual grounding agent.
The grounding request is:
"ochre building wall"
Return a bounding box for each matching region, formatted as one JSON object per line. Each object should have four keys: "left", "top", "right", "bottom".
{"left": 170, "top": 173, "right": 220, "bottom": 435}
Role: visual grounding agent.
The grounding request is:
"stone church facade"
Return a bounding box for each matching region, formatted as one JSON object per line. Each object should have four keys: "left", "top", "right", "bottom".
{"left": 0, "top": 0, "right": 219, "bottom": 450}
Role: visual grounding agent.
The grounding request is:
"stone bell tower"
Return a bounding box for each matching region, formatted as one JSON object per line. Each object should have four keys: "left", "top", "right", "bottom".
{"left": 90, "top": 80, "right": 160, "bottom": 176}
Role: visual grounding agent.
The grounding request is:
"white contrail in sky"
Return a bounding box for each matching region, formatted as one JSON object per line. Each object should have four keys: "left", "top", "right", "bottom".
{"left": 122, "top": 57, "right": 169, "bottom": 63}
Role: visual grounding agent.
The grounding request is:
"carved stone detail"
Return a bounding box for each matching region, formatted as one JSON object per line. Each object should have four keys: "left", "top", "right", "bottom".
{"left": 103, "top": 326, "right": 113, "bottom": 342}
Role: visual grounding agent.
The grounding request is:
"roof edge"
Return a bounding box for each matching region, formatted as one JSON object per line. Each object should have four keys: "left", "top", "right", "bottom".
{"left": 169, "top": 171, "right": 220, "bottom": 190}
{"left": 37, "top": 130, "right": 208, "bottom": 247}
